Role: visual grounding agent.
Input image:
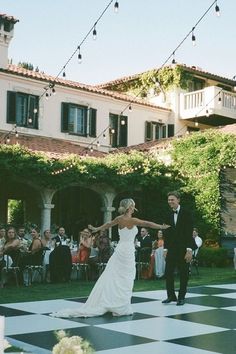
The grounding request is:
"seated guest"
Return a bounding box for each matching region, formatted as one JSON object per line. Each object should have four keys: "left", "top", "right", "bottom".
{"left": 18, "top": 227, "right": 44, "bottom": 269}
{"left": 192, "top": 228, "right": 203, "bottom": 257}
{"left": 0, "top": 227, "right": 6, "bottom": 249}
{"left": 42, "top": 229, "right": 54, "bottom": 249}
{"left": 153, "top": 230, "right": 166, "bottom": 279}
{"left": 77, "top": 228, "right": 92, "bottom": 263}
{"left": 3, "top": 227, "right": 21, "bottom": 266}
{"left": 52, "top": 226, "right": 68, "bottom": 245}
{"left": 135, "top": 227, "right": 152, "bottom": 263}
{"left": 97, "top": 231, "right": 113, "bottom": 264}
{"left": 17, "top": 226, "right": 30, "bottom": 253}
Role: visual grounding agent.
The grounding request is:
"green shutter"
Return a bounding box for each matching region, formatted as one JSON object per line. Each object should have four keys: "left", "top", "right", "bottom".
{"left": 119, "top": 115, "right": 128, "bottom": 147}
{"left": 145, "top": 121, "right": 153, "bottom": 141}
{"left": 89, "top": 108, "right": 97, "bottom": 137}
{"left": 168, "top": 124, "right": 174, "bottom": 137}
{"left": 109, "top": 113, "right": 118, "bottom": 148}
{"left": 7, "top": 91, "right": 16, "bottom": 123}
{"left": 61, "top": 102, "right": 69, "bottom": 132}
{"left": 28, "top": 95, "right": 39, "bottom": 129}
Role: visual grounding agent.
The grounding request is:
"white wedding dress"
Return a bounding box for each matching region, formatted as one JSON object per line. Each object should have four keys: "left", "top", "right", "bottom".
{"left": 50, "top": 226, "right": 138, "bottom": 317}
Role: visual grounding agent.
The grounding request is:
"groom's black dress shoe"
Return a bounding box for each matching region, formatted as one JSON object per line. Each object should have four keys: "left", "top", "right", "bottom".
{"left": 176, "top": 299, "right": 185, "bottom": 306}
{"left": 162, "top": 297, "right": 177, "bottom": 304}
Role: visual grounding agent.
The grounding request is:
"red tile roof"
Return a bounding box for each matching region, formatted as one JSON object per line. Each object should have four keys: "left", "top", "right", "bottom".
{"left": 0, "top": 65, "right": 170, "bottom": 112}
{"left": 0, "top": 132, "right": 106, "bottom": 159}
{"left": 218, "top": 123, "right": 236, "bottom": 135}
{"left": 96, "top": 64, "right": 236, "bottom": 89}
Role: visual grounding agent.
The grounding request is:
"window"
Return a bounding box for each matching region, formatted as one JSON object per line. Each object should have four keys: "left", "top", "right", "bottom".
{"left": 187, "top": 78, "right": 205, "bottom": 92}
{"left": 109, "top": 113, "right": 128, "bottom": 147}
{"left": 145, "top": 122, "right": 174, "bottom": 141}
{"left": 7, "top": 91, "right": 39, "bottom": 129}
{"left": 61, "top": 102, "right": 97, "bottom": 137}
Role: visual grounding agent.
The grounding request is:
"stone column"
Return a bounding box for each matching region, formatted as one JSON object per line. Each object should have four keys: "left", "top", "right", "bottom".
{"left": 100, "top": 191, "right": 116, "bottom": 238}
{"left": 41, "top": 203, "right": 55, "bottom": 232}
{"left": 39, "top": 189, "right": 56, "bottom": 232}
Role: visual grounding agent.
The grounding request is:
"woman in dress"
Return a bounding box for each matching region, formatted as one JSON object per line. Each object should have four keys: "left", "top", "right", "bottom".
{"left": 51, "top": 198, "right": 169, "bottom": 318}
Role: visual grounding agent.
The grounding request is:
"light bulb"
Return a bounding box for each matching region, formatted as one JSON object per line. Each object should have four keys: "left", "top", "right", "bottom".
{"left": 78, "top": 52, "right": 82, "bottom": 64}
{"left": 103, "top": 133, "right": 106, "bottom": 139}
{"left": 33, "top": 108, "right": 38, "bottom": 114}
{"left": 114, "top": 1, "right": 119, "bottom": 13}
{"left": 215, "top": 4, "right": 220, "bottom": 16}
{"left": 192, "top": 33, "right": 196, "bottom": 46}
{"left": 15, "top": 131, "right": 19, "bottom": 138}
{"left": 128, "top": 105, "right": 132, "bottom": 112}
{"left": 93, "top": 27, "right": 97, "bottom": 40}
{"left": 28, "top": 117, "right": 33, "bottom": 123}
{"left": 218, "top": 96, "right": 222, "bottom": 104}
{"left": 121, "top": 119, "right": 126, "bottom": 125}
{"left": 62, "top": 71, "right": 66, "bottom": 78}
{"left": 194, "top": 121, "right": 199, "bottom": 127}
{"left": 111, "top": 128, "right": 115, "bottom": 134}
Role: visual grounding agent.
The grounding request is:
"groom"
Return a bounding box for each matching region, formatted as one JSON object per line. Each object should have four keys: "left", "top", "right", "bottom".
{"left": 162, "top": 191, "right": 196, "bottom": 305}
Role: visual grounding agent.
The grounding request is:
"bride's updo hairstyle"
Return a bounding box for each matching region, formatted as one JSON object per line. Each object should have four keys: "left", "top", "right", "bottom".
{"left": 118, "top": 198, "right": 135, "bottom": 215}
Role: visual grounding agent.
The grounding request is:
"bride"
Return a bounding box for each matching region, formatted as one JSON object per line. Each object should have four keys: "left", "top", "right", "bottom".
{"left": 50, "top": 198, "right": 169, "bottom": 318}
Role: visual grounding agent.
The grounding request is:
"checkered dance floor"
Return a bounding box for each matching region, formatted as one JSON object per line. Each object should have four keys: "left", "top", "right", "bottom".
{"left": 2, "top": 283, "right": 236, "bottom": 353}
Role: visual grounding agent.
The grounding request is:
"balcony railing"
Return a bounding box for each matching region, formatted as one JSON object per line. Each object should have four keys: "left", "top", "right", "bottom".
{"left": 180, "top": 86, "right": 236, "bottom": 120}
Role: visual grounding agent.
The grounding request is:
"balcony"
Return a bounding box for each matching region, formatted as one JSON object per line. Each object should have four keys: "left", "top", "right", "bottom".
{"left": 180, "top": 86, "right": 236, "bottom": 126}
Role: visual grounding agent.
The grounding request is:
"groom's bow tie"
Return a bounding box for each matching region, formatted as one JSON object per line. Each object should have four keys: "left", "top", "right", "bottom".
{"left": 173, "top": 210, "right": 178, "bottom": 214}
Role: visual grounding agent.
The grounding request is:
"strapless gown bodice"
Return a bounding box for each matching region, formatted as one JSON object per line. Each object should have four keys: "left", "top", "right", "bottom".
{"left": 51, "top": 226, "right": 138, "bottom": 318}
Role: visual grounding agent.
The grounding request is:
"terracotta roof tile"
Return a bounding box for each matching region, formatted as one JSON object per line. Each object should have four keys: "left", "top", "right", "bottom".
{"left": 0, "top": 132, "right": 106, "bottom": 159}
{"left": 0, "top": 65, "right": 170, "bottom": 112}
{"left": 96, "top": 64, "right": 236, "bottom": 89}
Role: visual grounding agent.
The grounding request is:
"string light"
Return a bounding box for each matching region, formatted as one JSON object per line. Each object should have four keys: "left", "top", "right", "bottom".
{"left": 171, "top": 52, "right": 176, "bottom": 64}
{"left": 93, "top": 24, "right": 97, "bottom": 40}
{"left": 215, "top": 1, "right": 220, "bottom": 16}
{"left": 78, "top": 0, "right": 222, "bottom": 157}
{"left": 114, "top": 1, "right": 119, "bottom": 13}
{"left": 191, "top": 27, "right": 196, "bottom": 46}
{"left": 128, "top": 105, "right": 132, "bottom": 112}
{"left": 78, "top": 46, "right": 82, "bottom": 64}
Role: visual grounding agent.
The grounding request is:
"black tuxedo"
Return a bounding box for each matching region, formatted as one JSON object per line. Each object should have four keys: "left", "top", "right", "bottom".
{"left": 163, "top": 206, "right": 195, "bottom": 300}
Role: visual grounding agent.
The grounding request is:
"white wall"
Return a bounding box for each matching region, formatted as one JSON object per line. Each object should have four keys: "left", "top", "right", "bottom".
{"left": 0, "top": 72, "right": 170, "bottom": 150}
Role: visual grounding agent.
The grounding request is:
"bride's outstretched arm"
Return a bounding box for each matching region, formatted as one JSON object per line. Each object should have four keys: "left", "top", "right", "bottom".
{"left": 88, "top": 216, "right": 121, "bottom": 233}
{"left": 132, "top": 218, "right": 170, "bottom": 230}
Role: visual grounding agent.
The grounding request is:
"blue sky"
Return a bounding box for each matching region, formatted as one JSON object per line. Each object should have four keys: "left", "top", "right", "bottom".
{"left": 1, "top": 0, "right": 235, "bottom": 84}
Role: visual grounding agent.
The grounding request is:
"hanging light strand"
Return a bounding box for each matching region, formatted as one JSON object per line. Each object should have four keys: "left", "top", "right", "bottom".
{"left": 41, "top": 0, "right": 118, "bottom": 99}
{"left": 84, "top": 0, "right": 222, "bottom": 156}
{"left": 111, "top": 0, "right": 221, "bottom": 128}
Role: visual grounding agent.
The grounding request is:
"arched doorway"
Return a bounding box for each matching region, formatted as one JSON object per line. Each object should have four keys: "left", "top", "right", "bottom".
{"left": 51, "top": 186, "right": 103, "bottom": 240}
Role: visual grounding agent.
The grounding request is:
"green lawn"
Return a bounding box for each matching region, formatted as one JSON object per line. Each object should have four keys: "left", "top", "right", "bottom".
{"left": 0, "top": 267, "right": 235, "bottom": 304}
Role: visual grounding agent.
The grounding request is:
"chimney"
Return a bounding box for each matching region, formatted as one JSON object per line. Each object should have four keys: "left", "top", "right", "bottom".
{"left": 0, "top": 14, "right": 19, "bottom": 69}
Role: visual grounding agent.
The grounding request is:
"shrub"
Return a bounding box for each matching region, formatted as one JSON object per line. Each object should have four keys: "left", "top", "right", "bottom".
{"left": 198, "top": 246, "right": 229, "bottom": 267}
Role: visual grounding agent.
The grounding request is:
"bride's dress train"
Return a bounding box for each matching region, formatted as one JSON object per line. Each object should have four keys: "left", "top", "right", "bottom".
{"left": 50, "top": 226, "right": 138, "bottom": 317}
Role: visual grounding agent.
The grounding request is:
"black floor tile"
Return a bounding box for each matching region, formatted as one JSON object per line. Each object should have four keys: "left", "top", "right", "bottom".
{"left": 168, "top": 330, "right": 236, "bottom": 354}
{"left": 11, "top": 325, "right": 156, "bottom": 351}
{"left": 63, "top": 311, "right": 157, "bottom": 325}
{"left": 0, "top": 306, "right": 33, "bottom": 317}
{"left": 185, "top": 295, "right": 236, "bottom": 307}
{"left": 188, "top": 286, "right": 236, "bottom": 295}
{"left": 168, "top": 308, "right": 236, "bottom": 329}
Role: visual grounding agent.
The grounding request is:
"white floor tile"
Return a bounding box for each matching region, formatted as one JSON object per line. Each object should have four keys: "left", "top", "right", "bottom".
{"left": 3, "top": 299, "right": 83, "bottom": 314}
{"left": 96, "top": 317, "right": 226, "bottom": 341}
{"left": 131, "top": 300, "right": 212, "bottom": 316}
{"left": 5, "top": 314, "right": 87, "bottom": 335}
{"left": 96, "top": 341, "right": 219, "bottom": 354}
